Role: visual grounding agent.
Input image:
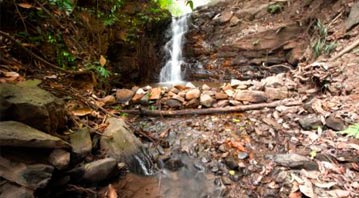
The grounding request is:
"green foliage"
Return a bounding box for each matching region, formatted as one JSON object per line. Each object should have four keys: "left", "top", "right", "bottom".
{"left": 339, "top": 123, "right": 359, "bottom": 139}
{"left": 267, "top": 3, "right": 283, "bottom": 14}
{"left": 186, "top": 0, "right": 194, "bottom": 10}
{"left": 57, "top": 50, "right": 76, "bottom": 68}
{"left": 312, "top": 20, "right": 337, "bottom": 58}
{"left": 48, "top": 0, "right": 74, "bottom": 15}
{"left": 85, "top": 62, "right": 111, "bottom": 79}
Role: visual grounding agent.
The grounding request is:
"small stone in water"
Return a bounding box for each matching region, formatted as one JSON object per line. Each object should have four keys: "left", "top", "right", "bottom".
{"left": 237, "top": 152, "right": 249, "bottom": 160}
{"left": 211, "top": 166, "right": 219, "bottom": 173}
{"left": 194, "top": 162, "right": 205, "bottom": 171}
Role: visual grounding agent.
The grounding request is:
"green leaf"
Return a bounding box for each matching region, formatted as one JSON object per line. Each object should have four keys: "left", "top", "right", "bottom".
{"left": 339, "top": 123, "right": 359, "bottom": 139}
{"left": 186, "top": 0, "right": 194, "bottom": 10}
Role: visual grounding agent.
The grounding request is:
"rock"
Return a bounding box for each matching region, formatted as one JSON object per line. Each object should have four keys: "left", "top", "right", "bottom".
{"left": 265, "top": 87, "right": 288, "bottom": 100}
{"left": 185, "top": 88, "right": 201, "bottom": 100}
{"left": 169, "top": 87, "right": 180, "bottom": 94}
{"left": 271, "top": 153, "right": 317, "bottom": 170}
{"left": 345, "top": 2, "right": 359, "bottom": 30}
{"left": 174, "top": 84, "right": 186, "bottom": 90}
{"left": 165, "top": 99, "right": 183, "bottom": 109}
{"left": 234, "top": 90, "right": 267, "bottom": 103}
{"left": 149, "top": 87, "right": 162, "bottom": 100}
{"left": 325, "top": 115, "right": 345, "bottom": 131}
{"left": 140, "top": 94, "right": 150, "bottom": 105}
{"left": 172, "top": 94, "right": 186, "bottom": 103}
{"left": 214, "top": 11, "right": 233, "bottom": 24}
{"left": 229, "top": 100, "right": 242, "bottom": 106}
{"left": 100, "top": 118, "right": 153, "bottom": 175}
{"left": 186, "top": 98, "right": 200, "bottom": 108}
{"left": 200, "top": 94, "right": 215, "bottom": 107}
{"left": 237, "top": 152, "right": 249, "bottom": 160}
{"left": 100, "top": 95, "right": 116, "bottom": 106}
{"left": 185, "top": 82, "right": 196, "bottom": 89}
{"left": 70, "top": 128, "right": 92, "bottom": 156}
{"left": 0, "top": 82, "right": 65, "bottom": 133}
{"left": 0, "top": 121, "right": 70, "bottom": 148}
{"left": 214, "top": 100, "right": 229, "bottom": 108}
{"left": 132, "top": 93, "right": 145, "bottom": 103}
{"left": 221, "top": 176, "right": 232, "bottom": 185}
{"left": 0, "top": 156, "right": 54, "bottom": 190}
{"left": 224, "top": 158, "right": 239, "bottom": 170}
{"left": 224, "top": 89, "right": 235, "bottom": 97}
{"left": 230, "top": 79, "right": 242, "bottom": 87}
{"left": 215, "top": 92, "right": 228, "bottom": 100}
{"left": 201, "top": 84, "right": 211, "bottom": 90}
{"left": 229, "top": 16, "right": 240, "bottom": 26}
{"left": 298, "top": 114, "right": 322, "bottom": 130}
{"left": 0, "top": 182, "right": 34, "bottom": 198}
{"left": 68, "top": 158, "right": 118, "bottom": 183}
{"left": 116, "top": 89, "right": 134, "bottom": 103}
{"left": 48, "top": 149, "right": 70, "bottom": 170}
{"left": 261, "top": 74, "right": 285, "bottom": 87}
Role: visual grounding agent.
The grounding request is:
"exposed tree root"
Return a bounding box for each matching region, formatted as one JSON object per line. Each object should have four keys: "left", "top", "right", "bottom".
{"left": 330, "top": 37, "right": 359, "bottom": 61}
{"left": 120, "top": 99, "right": 302, "bottom": 117}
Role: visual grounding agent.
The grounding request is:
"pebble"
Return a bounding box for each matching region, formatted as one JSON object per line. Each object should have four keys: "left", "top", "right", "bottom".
{"left": 237, "top": 152, "right": 249, "bottom": 160}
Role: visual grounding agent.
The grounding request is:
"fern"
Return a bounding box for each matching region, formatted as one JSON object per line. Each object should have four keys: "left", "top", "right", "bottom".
{"left": 339, "top": 123, "right": 359, "bottom": 139}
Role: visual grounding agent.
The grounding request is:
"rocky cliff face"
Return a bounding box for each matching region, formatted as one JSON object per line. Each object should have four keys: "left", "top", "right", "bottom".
{"left": 183, "top": 0, "right": 346, "bottom": 81}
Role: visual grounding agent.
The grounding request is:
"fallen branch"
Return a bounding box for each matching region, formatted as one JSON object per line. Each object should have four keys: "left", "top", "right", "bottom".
{"left": 330, "top": 37, "right": 359, "bottom": 61}
{"left": 120, "top": 99, "right": 302, "bottom": 117}
{"left": 0, "top": 30, "right": 89, "bottom": 75}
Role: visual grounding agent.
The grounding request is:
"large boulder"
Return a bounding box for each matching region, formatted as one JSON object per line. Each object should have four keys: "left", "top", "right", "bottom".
{"left": 100, "top": 118, "right": 154, "bottom": 175}
{"left": 0, "top": 156, "right": 54, "bottom": 190}
{"left": 0, "top": 121, "right": 70, "bottom": 149}
{"left": 0, "top": 81, "right": 65, "bottom": 133}
{"left": 70, "top": 127, "right": 92, "bottom": 157}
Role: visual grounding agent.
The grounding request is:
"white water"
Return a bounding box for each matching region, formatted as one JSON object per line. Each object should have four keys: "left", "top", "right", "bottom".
{"left": 159, "top": 15, "right": 189, "bottom": 83}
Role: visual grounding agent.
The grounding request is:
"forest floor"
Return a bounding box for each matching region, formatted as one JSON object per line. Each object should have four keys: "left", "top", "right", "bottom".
{"left": 1, "top": 0, "right": 359, "bottom": 198}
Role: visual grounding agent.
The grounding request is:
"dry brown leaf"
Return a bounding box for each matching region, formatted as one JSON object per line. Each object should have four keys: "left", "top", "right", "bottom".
{"left": 299, "top": 177, "right": 316, "bottom": 198}
{"left": 72, "top": 108, "right": 93, "bottom": 116}
{"left": 100, "top": 55, "right": 107, "bottom": 66}
{"left": 327, "top": 189, "right": 350, "bottom": 197}
{"left": 313, "top": 181, "right": 337, "bottom": 189}
{"left": 288, "top": 191, "right": 302, "bottom": 198}
{"left": 107, "top": 184, "right": 118, "bottom": 198}
{"left": 17, "top": 3, "right": 32, "bottom": 8}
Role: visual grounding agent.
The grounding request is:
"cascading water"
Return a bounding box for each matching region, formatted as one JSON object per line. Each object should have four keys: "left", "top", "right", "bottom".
{"left": 159, "top": 14, "right": 189, "bottom": 83}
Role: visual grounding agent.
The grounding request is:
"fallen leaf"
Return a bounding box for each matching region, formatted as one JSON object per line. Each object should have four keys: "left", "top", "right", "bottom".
{"left": 288, "top": 191, "right": 302, "bottom": 198}
{"left": 107, "top": 184, "right": 117, "bottom": 198}
{"left": 327, "top": 189, "right": 350, "bottom": 197}
{"left": 100, "top": 55, "right": 107, "bottom": 66}
{"left": 299, "top": 177, "right": 316, "bottom": 198}
{"left": 227, "top": 140, "right": 246, "bottom": 152}
{"left": 18, "top": 3, "right": 32, "bottom": 8}
{"left": 72, "top": 108, "right": 93, "bottom": 116}
{"left": 313, "top": 181, "right": 337, "bottom": 189}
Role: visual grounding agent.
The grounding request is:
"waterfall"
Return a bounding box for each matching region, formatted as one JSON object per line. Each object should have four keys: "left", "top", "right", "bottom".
{"left": 160, "top": 14, "right": 189, "bottom": 83}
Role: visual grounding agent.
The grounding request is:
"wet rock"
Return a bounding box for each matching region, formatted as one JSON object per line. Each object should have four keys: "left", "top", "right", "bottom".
{"left": 164, "top": 158, "right": 185, "bottom": 171}
{"left": 132, "top": 93, "right": 145, "bottom": 103}
{"left": 234, "top": 90, "right": 267, "bottom": 103}
{"left": 265, "top": 87, "right": 288, "bottom": 100}
{"left": 0, "top": 82, "right": 65, "bottom": 133}
{"left": 200, "top": 94, "right": 215, "bottom": 107}
{"left": 48, "top": 149, "right": 70, "bottom": 170}
{"left": 169, "top": 87, "right": 180, "bottom": 94}
{"left": 140, "top": 94, "right": 150, "bottom": 105}
{"left": 215, "top": 92, "right": 228, "bottom": 100}
{"left": 0, "top": 156, "right": 54, "bottom": 189}
{"left": 225, "top": 158, "right": 239, "bottom": 170}
{"left": 298, "top": 114, "right": 323, "bottom": 130}
{"left": 149, "top": 87, "right": 162, "bottom": 100}
{"left": 345, "top": 2, "right": 359, "bottom": 30}
{"left": 0, "top": 121, "right": 70, "bottom": 148}
{"left": 100, "top": 95, "right": 116, "bottom": 106}
{"left": 116, "top": 89, "right": 134, "bottom": 103}
{"left": 325, "top": 115, "right": 345, "bottom": 131}
{"left": 70, "top": 127, "right": 92, "bottom": 156}
{"left": 221, "top": 176, "right": 232, "bottom": 185}
{"left": 185, "top": 88, "right": 201, "bottom": 100}
{"left": 0, "top": 182, "right": 34, "bottom": 198}
{"left": 165, "top": 99, "right": 183, "bottom": 109}
{"left": 100, "top": 118, "right": 153, "bottom": 175}
{"left": 174, "top": 84, "right": 186, "bottom": 90}
{"left": 68, "top": 158, "right": 118, "bottom": 183}
{"left": 271, "top": 153, "right": 317, "bottom": 169}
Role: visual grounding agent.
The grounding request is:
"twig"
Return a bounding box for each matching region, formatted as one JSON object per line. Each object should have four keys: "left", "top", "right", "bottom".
{"left": 0, "top": 30, "right": 89, "bottom": 75}
{"left": 13, "top": 0, "right": 28, "bottom": 34}
{"left": 329, "top": 37, "right": 359, "bottom": 61}
{"left": 34, "top": 0, "right": 65, "bottom": 29}
{"left": 67, "top": 184, "right": 96, "bottom": 195}
{"left": 121, "top": 99, "right": 302, "bottom": 117}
